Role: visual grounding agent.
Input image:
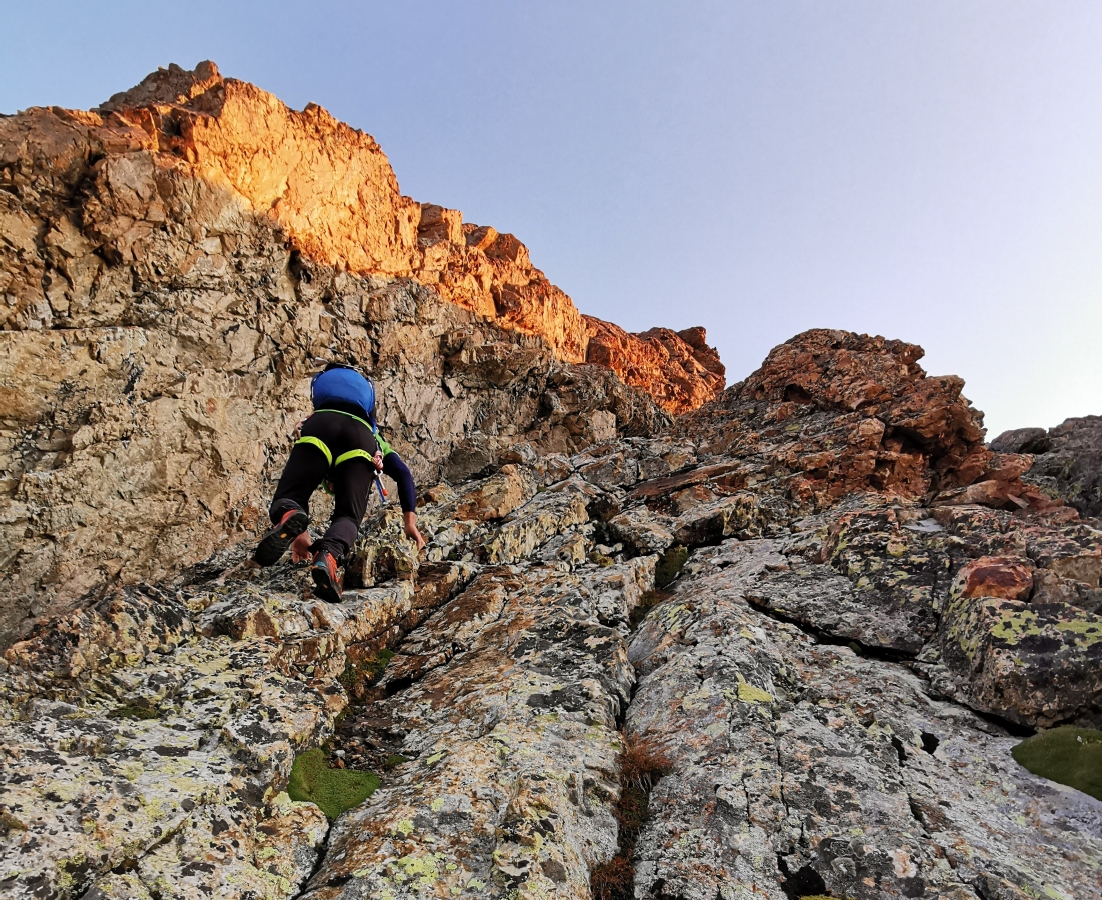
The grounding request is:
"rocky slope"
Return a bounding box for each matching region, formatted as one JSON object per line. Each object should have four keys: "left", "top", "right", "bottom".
{"left": 2, "top": 63, "right": 1101, "bottom": 900}
{"left": 2, "top": 327, "right": 1100, "bottom": 900}
{"left": 0, "top": 60, "right": 726, "bottom": 640}
{"left": 992, "top": 416, "right": 1102, "bottom": 520}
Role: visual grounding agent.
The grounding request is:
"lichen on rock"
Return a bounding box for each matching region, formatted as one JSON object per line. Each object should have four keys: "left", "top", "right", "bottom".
{"left": 1, "top": 62, "right": 1101, "bottom": 900}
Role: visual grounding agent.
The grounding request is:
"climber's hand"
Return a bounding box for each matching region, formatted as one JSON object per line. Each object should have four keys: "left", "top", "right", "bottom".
{"left": 373, "top": 450, "right": 384, "bottom": 472}
{"left": 290, "top": 530, "right": 313, "bottom": 563}
{"left": 292, "top": 419, "right": 306, "bottom": 441}
{"left": 403, "top": 511, "right": 426, "bottom": 553}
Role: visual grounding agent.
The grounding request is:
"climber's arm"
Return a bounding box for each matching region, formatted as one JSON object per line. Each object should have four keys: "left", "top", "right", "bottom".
{"left": 382, "top": 451, "right": 425, "bottom": 551}
{"left": 382, "top": 452, "right": 417, "bottom": 514}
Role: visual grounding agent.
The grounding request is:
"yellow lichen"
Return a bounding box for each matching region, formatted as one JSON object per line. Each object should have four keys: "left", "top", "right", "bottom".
{"left": 45, "top": 780, "right": 80, "bottom": 803}
{"left": 394, "top": 853, "right": 444, "bottom": 889}
{"left": 735, "top": 674, "right": 773, "bottom": 704}
{"left": 119, "top": 761, "right": 144, "bottom": 782}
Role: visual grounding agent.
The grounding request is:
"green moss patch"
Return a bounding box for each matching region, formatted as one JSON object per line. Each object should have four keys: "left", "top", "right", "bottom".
{"left": 1012, "top": 726, "right": 1102, "bottom": 801}
{"left": 288, "top": 748, "right": 380, "bottom": 820}
{"left": 655, "top": 545, "right": 689, "bottom": 589}
{"left": 108, "top": 705, "right": 160, "bottom": 720}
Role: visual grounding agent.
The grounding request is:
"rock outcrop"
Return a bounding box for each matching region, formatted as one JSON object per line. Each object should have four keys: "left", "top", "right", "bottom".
{"left": 411, "top": 203, "right": 587, "bottom": 364}
{"left": 992, "top": 415, "right": 1102, "bottom": 519}
{"left": 0, "top": 62, "right": 682, "bottom": 642}
{"left": 3, "top": 321, "right": 1100, "bottom": 900}
{"left": 2, "top": 60, "right": 724, "bottom": 378}
{"left": 2, "top": 64, "right": 1100, "bottom": 900}
{"left": 679, "top": 329, "right": 1058, "bottom": 511}
{"left": 583, "top": 318, "right": 726, "bottom": 415}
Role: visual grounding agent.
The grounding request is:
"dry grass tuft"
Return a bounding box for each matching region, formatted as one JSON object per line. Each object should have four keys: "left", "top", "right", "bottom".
{"left": 590, "top": 855, "right": 635, "bottom": 900}
{"left": 619, "top": 734, "right": 672, "bottom": 791}
{"left": 589, "top": 733, "right": 673, "bottom": 900}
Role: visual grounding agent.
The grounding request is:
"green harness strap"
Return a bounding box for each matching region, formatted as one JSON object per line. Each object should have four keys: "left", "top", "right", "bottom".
{"left": 294, "top": 440, "right": 381, "bottom": 470}
{"left": 334, "top": 449, "right": 375, "bottom": 466}
{"left": 297, "top": 426, "right": 384, "bottom": 499}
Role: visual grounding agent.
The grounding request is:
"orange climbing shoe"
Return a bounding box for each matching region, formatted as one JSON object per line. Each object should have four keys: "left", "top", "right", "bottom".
{"left": 311, "top": 550, "right": 343, "bottom": 604}
{"left": 252, "top": 509, "right": 310, "bottom": 566}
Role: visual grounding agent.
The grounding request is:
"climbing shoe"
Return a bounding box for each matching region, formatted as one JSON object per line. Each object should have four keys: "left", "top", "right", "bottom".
{"left": 252, "top": 509, "right": 311, "bottom": 566}
{"left": 311, "top": 550, "right": 343, "bottom": 604}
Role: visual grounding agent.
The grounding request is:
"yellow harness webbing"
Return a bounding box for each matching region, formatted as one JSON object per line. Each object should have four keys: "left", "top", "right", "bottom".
{"left": 295, "top": 436, "right": 333, "bottom": 466}
{"left": 295, "top": 439, "right": 376, "bottom": 470}
{"left": 334, "top": 449, "right": 374, "bottom": 466}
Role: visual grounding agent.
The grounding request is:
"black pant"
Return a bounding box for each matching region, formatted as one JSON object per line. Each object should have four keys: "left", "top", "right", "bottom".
{"left": 269, "top": 410, "right": 379, "bottom": 560}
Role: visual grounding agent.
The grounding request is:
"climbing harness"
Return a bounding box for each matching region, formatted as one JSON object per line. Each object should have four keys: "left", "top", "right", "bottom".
{"left": 294, "top": 409, "right": 389, "bottom": 503}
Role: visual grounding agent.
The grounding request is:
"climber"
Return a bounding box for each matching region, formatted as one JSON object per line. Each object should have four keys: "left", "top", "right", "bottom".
{"left": 252, "top": 362, "right": 425, "bottom": 603}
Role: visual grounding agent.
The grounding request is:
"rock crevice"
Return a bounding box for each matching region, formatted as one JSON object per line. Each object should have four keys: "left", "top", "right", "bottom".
{"left": 2, "top": 63, "right": 1101, "bottom": 900}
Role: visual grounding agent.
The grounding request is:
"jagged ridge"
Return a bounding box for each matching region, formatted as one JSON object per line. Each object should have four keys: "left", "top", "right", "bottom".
{"left": 3, "top": 60, "right": 724, "bottom": 413}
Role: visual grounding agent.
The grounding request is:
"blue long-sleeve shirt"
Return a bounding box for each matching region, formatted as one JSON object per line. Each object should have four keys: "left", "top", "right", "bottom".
{"left": 382, "top": 451, "right": 417, "bottom": 514}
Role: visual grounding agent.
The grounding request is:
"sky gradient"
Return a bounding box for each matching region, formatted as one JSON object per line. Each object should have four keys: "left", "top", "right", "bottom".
{"left": 3, "top": 2, "right": 1100, "bottom": 437}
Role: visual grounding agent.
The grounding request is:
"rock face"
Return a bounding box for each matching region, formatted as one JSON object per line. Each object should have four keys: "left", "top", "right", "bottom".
{"left": 0, "top": 264, "right": 662, "bottom": 644}
{"left": 583, "top": 317, "right": 726, "bottom": 415}
{"left": 2, "top": 59, "right": 725, "bottom": 375}
{"left": 992, "top": 415, "right": 1102, "bottom": 519}
{"left": 2, "top": 65, "right": 1101, "bottom": 900}
{"left": 628, "top": 542, "right": 1101, "bottom": 900}
{"left": 0, "top": 61, "right": 683, "bottom": 643}
{"left": 3, "top": 319, "right": 1100, "bottom": 900}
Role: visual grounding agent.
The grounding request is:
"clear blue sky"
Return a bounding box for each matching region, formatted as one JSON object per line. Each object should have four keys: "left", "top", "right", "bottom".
{"left": 4, "top": 2, "right": 1100, "bottom": 437}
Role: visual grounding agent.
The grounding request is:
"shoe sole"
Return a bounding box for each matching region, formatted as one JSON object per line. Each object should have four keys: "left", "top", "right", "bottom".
{"left": 311, "top": 565, "right": 343, "bottom": 604}
{"left": 252, "top": 510, "right": 311, "bottom": 566}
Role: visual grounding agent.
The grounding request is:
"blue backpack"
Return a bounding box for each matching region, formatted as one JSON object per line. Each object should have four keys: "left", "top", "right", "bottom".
{"left": 310, "top": 364, "right": 376, "bottom": 426}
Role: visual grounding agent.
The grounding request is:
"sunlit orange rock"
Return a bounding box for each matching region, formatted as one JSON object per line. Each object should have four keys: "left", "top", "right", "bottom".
{"left": 953, "top": 556, "right": 1035, "bottom": 600}
{"left": 2, "top": 59, "right": 723, "bottom": 404}
{"left": 583, "top": 317, "right": 726, "bottom": 415}
{"left": 412, "top": 204, "right": 589, "bottom": 363}
{"left": 680, "top": 328, "right": 1065, "bottom": 511}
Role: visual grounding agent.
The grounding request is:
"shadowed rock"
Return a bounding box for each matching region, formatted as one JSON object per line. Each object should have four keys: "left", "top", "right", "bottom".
{"left": 993, "top": 415, "right": 1102, "bottom": 518}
